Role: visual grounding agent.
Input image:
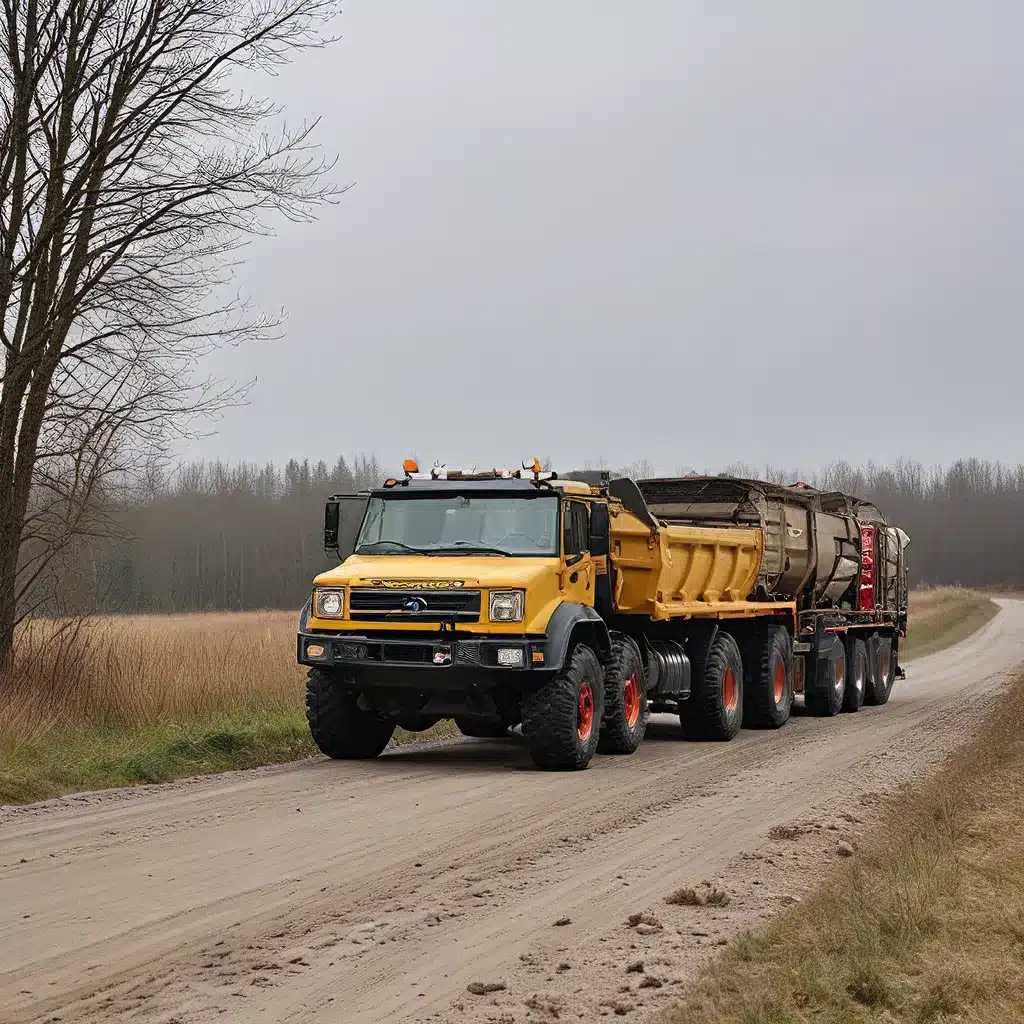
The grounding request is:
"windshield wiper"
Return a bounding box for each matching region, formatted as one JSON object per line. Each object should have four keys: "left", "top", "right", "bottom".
{"left": 356, "top": 540, "right": 431, "bottom": 555}
{"left": 430, "top": 543, "right": 512, "bottom": 556}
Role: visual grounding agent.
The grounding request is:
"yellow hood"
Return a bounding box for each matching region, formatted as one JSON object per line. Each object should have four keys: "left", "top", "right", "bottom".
{"left": 314, "top": 554, "right": 558, "bottom": 590}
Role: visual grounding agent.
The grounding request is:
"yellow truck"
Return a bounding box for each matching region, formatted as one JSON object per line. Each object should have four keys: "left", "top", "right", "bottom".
{"left": 297, "top": 461, "right": 909, "bottom": 770}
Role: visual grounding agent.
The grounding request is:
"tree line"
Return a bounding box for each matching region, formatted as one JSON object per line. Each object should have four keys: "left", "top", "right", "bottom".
{"left": 31, "top": 455, "right": 1024, "bottom": 616}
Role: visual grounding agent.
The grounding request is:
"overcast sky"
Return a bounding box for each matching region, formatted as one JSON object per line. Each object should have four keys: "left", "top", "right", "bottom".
{"left": 194, "top": 1, "right": 1022, "bottom": 477}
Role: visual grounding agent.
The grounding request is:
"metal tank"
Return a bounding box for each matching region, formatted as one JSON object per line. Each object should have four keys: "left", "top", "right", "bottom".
{"left": 632, "top": 476, "right": 907, "bottom": 613}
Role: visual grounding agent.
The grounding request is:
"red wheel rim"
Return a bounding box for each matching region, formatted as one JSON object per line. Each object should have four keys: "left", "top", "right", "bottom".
{"left": 723, "top": 668, "right": 738, "bottom": 713}
{"left": 773, "top": 660, "right": 786, "bottom": 703}
{"left": 577, "top": 683, "right": 595, "bottom": 741}
{"left": 624, "top": 674, "right": 640, "bottom": 728}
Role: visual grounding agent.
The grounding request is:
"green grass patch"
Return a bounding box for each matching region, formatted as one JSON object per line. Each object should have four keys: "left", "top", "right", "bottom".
{"left": 0, "top": 712, "right": 460, "bottom": 805}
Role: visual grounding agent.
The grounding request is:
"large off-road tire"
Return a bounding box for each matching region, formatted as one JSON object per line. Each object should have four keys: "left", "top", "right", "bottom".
{"left": 598, "top": 633, "right": 649, "bottom": 754}
{"left": 842, "top": 638, "right": 868, "bottom": 713}
{"left": 521, "top": 644, "right": 604, "bottom": 770}
{"left": 679, "top": 631, "right": 743, "bottom": 740}
{"left": 455, "top": 716, "right": 515, "bottom": 739}
{"left": 742, "top": 626, "right": 793, "bottom": 729}
{"left": 864, "top": 634, "right": 896, "bottom": 706}
{"left": 805, "top": 644, "right": 846, "bottom": 717}
{"left": 305, "top": 668, "right": 395, "bottom": 759}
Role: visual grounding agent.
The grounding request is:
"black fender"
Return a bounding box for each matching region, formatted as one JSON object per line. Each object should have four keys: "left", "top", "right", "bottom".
{"left": 543, "top": 602, "right": 610, "bottom": 673}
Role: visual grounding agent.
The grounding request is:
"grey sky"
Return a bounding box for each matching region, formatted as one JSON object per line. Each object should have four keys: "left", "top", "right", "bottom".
{"left": 195, "top": 1, "right": 1023, "bottom": 476}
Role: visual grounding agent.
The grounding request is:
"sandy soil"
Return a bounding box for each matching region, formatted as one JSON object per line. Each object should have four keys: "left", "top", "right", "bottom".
{"left": 2, "top": 601, "right": 1022, "bottom": 1024}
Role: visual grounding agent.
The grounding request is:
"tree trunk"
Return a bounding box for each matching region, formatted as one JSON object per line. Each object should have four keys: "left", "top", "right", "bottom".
{"left": 0, "top": 551, "right": 17, "bottom": 666}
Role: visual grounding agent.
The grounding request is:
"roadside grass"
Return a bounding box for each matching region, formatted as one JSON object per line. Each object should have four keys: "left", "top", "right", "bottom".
{"left": 0, "top": 707, "right": 312, "bottom": 806}
{"left": 653, "top": 666, "right": 1024, "bottom": 1024}
{"left": 0, "top": 587, "right": 998, "bottom": 805}
{"left": 0, "top": 613, "right": 456, "bottom": 805}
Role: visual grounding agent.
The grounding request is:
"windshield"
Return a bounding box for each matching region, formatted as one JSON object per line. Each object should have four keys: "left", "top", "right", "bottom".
{"left": 355, "top": 494, "right": 559, "bottom": 556}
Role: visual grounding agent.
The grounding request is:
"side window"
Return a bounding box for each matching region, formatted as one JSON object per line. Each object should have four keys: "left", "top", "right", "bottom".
{"left": 563, "top": 501, "right": 590, "bottom": 557}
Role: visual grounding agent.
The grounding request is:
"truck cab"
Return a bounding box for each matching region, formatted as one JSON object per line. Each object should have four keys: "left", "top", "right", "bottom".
{"left": 298, "top": 462, "right": 616, "bottom": 770}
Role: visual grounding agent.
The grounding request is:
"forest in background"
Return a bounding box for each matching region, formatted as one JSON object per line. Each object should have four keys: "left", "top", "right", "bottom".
{"left": 30, "top": 456, "right": 1024, "bottom": 616}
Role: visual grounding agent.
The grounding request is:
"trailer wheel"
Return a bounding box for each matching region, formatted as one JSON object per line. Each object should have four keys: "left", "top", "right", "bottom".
{"left": 521, "top": 644, "right": 604, "bottom": 770}
{"left": 805, "top": 645, "right": 846, "bottom": 717}
{"left": 742, "top": 626, "right": 793, "bottom": 729}
{"left": 865, "top": 635, "right": 896, "bottom": 706}
{"left": 598, "top": 633, "right": 649, "bottom": 754}
{"left": 455, "top": 716, "right": 515, "bottom": 739}
{"left": 679, "top": 631, "right": 743, "bottom": 740}
{"left": 842, "top": 639, "right": 867, "bottom": 713}
{"left": 306, "top": 669, "right": 395, "bottom": 759}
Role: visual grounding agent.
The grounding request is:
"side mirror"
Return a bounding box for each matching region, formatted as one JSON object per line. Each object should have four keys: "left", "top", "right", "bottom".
{"left": 324, "top": 499, "right": 340, "bottom": 554}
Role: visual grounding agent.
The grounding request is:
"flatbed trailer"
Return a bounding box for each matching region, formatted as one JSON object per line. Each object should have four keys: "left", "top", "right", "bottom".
{"left": 297, "top": 461, "right": 909, "bottom": 770}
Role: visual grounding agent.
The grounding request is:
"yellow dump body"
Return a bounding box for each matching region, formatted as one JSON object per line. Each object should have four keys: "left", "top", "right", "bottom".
{"left": 609, "top": 506, "right": 785, "bottom": 622}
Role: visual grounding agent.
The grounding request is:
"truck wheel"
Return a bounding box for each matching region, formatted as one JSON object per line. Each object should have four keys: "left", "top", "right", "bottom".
{"left": 521, "top": 644, "right": 604, "bottom": 770}
{"left": 843, "top": 639, "right": 867, "bottom": 713}
{"left": 865, "top": 635, "right": 896, "bottom": 706}
{"left": 805, "top": 646, "right": 846, "bottom": 717}
{"left": 742, "top": 626, "right": 792, "bottom": 729}
{"left": 455, "top": 716, "right": 514, "bottom": 739}
{"left": 679, "top": 632, "right": 743, "bottom": 740}
{"left": 305, "top": 668, "right": 395, "bottom": 759}
{"left": 598, "top": 633, "right": 649, "bottom": 754}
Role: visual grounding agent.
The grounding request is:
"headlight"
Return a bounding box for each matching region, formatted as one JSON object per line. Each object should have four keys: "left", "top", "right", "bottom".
{"left": 489, "top": 590, "right": 524, "bottom": 622}
{"left": 315, "top": 588, "right": 345, "bottom": 618}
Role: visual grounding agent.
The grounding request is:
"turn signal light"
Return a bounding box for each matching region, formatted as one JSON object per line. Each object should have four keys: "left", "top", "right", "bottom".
{"left": 403, "top": 458, "right": 419, "bottom": 474}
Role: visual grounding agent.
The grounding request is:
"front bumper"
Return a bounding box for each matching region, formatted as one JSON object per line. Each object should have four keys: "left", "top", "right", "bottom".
{"left": 297, "top": 631, "right": 547, "bottom": 671}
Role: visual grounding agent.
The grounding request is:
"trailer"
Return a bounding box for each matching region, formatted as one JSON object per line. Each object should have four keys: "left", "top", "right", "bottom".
{"left": 297, "top": 461, "right": 909, "bottom": 770}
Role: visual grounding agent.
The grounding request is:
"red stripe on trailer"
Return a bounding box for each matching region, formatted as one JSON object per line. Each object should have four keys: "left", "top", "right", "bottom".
{"left": 858, "top": 523, "right": 876, "bottom": 611}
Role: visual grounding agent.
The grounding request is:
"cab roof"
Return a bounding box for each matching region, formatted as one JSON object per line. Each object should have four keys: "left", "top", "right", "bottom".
{"left": 373, "top": 477, "right": 555, "bottom": 497}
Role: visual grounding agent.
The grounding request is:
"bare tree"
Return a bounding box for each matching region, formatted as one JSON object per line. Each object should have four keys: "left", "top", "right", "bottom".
{"left": 0, "top": 0, "right": 345, "bottom": 661}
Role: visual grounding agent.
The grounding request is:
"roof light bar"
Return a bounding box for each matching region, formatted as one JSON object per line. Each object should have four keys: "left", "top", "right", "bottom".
{"left": 394, "top": 457, "right": 558, "bottom": 483}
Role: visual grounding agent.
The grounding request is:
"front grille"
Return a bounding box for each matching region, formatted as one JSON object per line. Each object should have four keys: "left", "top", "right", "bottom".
{"left": 348, "top": 589, "right": 481, "bottom": 622}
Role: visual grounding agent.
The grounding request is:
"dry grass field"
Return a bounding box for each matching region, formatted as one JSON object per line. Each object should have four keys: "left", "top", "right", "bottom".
{"left": 0, "top": 613, "right": 455, "bottom": 804}
{"left": 656, "top": 665, "right": 1024, "bottom": 1024}
{"left": 904, "top": 586, "right": 999, "bottom": 660}
{"left": 0, "top": 588, "right": 998, "bottom": 805}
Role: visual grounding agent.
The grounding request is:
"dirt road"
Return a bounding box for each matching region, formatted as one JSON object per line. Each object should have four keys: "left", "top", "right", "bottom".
{"left": 3, "top": 601, "right": 1023, "bottom": 1024}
